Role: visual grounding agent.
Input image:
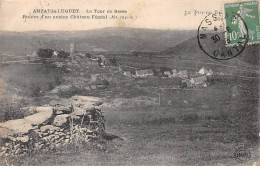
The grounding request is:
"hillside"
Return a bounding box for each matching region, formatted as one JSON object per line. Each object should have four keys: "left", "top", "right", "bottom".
{"left": 0, "top": 28, "right": 196, "bottom": 56}
{"left": 161, "top": 36, "right": 260, "bottom": 67}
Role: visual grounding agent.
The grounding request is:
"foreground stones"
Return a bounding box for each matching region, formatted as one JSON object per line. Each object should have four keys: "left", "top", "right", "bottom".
{"left": 0, "top": 96, "right": 105, "bottom": 157}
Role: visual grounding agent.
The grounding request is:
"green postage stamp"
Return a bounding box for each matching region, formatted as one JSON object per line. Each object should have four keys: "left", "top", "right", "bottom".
{"left": 224, "top": 1, "right": 260, "bottom": 45}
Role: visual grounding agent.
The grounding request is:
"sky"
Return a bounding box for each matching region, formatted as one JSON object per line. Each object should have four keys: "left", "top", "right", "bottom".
{"left": 0, "top": 0, "right": 257, "bottom": 31}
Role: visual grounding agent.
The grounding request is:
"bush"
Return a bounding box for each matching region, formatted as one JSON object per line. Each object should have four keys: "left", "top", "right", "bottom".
{"left": 85, "top": 53, "right": 91, "bottom": 58}
{"left": 57, "top": 86, "right": 84, "bottom": 98}
{"left": 30, "top": 83, "right": 41, "bottom": 97}
{"left": 37, "top": 48, "right": 54, "bottom": 58}
{"left": 57, "top": 51, "right": 70, "bottom": 59}
{"left": 180, "top": 113, "right": 199, "bottom": 124}
{"left": 0, "top": 102, "right": 24, "bottom": 121}
{"left": 160, "top": 67, "right": 172, "bottom": 73}
{"left": 109, "top": 57, "right": 118, "bottom": 66}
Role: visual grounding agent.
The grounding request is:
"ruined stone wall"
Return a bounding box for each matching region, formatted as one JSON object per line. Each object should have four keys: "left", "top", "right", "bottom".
{"left": 0, "top": 96, "right": 105, "bottom": 157}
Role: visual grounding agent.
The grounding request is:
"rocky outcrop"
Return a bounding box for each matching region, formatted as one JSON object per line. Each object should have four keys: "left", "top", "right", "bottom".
{"left": 0, "top": 96, "right": 105, "bottom": 157}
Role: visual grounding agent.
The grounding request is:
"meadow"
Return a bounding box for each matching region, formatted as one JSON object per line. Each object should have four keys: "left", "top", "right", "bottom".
{"left": 4, "top": 70, "right": 258, "bottom": 165}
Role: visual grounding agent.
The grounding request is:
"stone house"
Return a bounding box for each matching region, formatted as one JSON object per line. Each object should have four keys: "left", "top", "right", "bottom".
{"left": 135, "top": 69, "right": 154, "bottom": 77}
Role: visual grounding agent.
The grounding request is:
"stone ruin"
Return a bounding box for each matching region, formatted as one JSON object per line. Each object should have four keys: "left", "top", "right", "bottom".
{"left": 0, "top": 96, "right": 105, "bottom": 157}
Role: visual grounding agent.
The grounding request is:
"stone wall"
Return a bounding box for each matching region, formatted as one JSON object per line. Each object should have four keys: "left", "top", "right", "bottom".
{"left": 0, "top": 96, "right": 105, "bottom": 157}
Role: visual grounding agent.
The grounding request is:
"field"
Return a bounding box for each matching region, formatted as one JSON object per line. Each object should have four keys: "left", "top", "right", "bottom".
{"left": 3, "top": 71, "right": 259, "bottom": 165}
{"left": 0, "top": 29, "right": 259, "bottom": 165}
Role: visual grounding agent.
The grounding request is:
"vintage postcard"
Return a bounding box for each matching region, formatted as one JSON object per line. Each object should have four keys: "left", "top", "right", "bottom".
{"left": 0, "top": 0, "right": 259, "bottom": 166}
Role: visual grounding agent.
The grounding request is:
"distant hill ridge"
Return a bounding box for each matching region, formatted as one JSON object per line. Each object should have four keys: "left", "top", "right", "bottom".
{"left": 161, "top": 36, "right": 259, "bottom": 67}
{"left": 0, "top": 28, "right": 196, "bottom": 55}
{"left": 0, "top": 28, "right": 258, "bottom": 67}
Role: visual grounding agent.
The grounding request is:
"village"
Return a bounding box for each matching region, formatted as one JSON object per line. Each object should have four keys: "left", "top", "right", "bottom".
{"left": 23, "top": 42, "right": 217, "bottom": 92}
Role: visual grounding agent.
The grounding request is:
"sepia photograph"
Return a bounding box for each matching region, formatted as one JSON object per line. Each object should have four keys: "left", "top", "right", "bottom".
{"left": 0, "top": 0, "right": 259, "bottom": 166}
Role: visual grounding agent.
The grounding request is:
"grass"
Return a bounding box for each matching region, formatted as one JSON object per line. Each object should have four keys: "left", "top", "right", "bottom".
{"left": 6, "top": 104, "right": 257, "bottom": 165}
{"left": 0, "top": 59, "right": 258, "bottom": 165}
{"left": 0, "top": 64, "right": 65, "bottom": 121}
{"left": 5, "top": 80, "right": 258, "bottom": 165}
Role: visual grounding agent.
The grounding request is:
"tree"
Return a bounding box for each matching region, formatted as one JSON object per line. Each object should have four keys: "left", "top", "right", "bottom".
{"left": 37, "top": 48, "right": 54, "bottom": 58}
{"left": 57, "top": 51, "right": 70, "bottom": 59}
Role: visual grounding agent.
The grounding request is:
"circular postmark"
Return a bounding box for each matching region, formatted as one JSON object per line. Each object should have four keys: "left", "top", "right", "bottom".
{"left": 234, "top": 145, "right": 251, "bottom": 163}
{"left": 197, "top": 13, "right": 249, "bottom": 60}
